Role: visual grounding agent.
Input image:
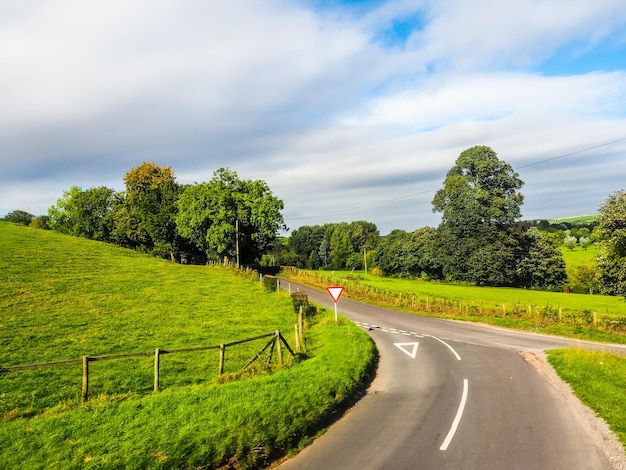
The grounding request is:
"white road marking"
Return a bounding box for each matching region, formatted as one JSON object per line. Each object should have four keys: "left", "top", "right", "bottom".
{"left": 440, "top": 379, "right": 469, "bottom": 451}
{"left": 426, "top": 335, "right": 462, "bottom": 361}
{"left": 393, "top": 342, "right": 419, "bottom": 359}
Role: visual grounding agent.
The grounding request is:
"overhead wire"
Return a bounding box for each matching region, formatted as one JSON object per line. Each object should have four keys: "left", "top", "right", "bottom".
{"left": 287, "top": 135, "right": 626, "bottom": 222}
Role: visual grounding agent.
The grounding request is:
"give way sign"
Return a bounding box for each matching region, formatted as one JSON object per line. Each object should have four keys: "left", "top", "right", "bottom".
{"left": 326, "top": 286, "right": 344, "bottom": 322}
{"left": 326, "top": 286, "right": 344, "bottom": 302}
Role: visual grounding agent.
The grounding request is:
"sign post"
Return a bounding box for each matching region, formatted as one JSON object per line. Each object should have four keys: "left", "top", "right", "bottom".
{"left": 326, "top": 286, "right": 344, "bottom": 322}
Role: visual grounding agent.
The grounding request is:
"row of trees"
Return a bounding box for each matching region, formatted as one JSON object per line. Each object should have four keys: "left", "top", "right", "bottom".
{"left": 286, "top": 221, "right": 379, "bottom": 270}
{"left": 43, "top": 163, "right": 286, "bottom": 264}
{"left": 276, "top": 146, "right": 625, "bottom": 296}
{"left": 282, "top": 147, "right": 567, "bottom": 289}
{"left": 4, "top": 147, "right": 625, "bottom": 296}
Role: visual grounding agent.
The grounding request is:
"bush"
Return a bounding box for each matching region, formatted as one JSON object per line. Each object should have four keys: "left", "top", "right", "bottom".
{"left": 262, "top": 275, "right": 278, "bottom": 292}
{"left": 370, "top": 267, "right": 383, "bottom": 276}
{"left": 291, "top": 292, "right": 308, "bottom": 314}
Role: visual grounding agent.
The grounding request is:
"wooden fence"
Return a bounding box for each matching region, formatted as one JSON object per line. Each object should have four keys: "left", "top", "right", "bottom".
{"left": 0, "top": 330, "right": 294, "bottom": 402}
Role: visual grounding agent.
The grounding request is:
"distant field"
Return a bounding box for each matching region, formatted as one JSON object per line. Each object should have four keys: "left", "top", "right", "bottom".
{"left": 0, "top": 223, "right": 375, "bottom": 468}
{"left": 561, "top": 245, "right": 599, "bottom": 288}
{"left": 551, "top": 214, "right": 598, "bottom": 224}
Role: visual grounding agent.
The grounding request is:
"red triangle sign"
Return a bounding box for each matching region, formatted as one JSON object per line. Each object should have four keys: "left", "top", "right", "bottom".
{"left": 327, "top": 286, "right": 344, "bottom": 302}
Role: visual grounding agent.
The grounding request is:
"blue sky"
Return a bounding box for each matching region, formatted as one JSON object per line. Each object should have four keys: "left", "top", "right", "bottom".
{"left": 1, "top": 0, "right": 625, "bottom": 234}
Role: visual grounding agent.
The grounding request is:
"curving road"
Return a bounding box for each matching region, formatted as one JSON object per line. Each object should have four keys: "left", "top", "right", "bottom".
{"left": 277, "top": 281, "right": 626, "bottom": 470}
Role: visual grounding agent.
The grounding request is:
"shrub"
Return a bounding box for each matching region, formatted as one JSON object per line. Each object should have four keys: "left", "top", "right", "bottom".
{"left": 262, "top": 275, "right": 278, "bottom": 292}
{"left": 370, "top": 267, "right": 383, "bottom": 276}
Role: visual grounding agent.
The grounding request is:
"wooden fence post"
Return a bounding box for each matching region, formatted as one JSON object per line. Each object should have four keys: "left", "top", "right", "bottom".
{"left": 275, "top": 330, "right": 283, "bottom": 366}
{"left": 298, "top": 306, "right": 303, "bottom": 351}
{"left": 558, "top": 307, "right": 562, "bottom": 322}
{"left": 593, "top": 312, "right": 597, "bottom": 327}
{"left": 294, "top": 323, "right": 300, "bottom": 352}
{"left": 154, "top": 348, "right": 160, "bottom": 393}
{"left": 219, "top": 344, "right": 225, "bottom": 375}
{"left": 82, "top": 356, "right": 89, "bottom": 403}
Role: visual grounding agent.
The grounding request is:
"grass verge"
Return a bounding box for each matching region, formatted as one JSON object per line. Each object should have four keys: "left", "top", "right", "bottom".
{"left": 547, "top": 349, "right": 626, "bottom": 452}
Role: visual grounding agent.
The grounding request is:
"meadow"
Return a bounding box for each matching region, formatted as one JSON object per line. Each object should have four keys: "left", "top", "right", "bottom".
{"left": 0, "top": 223, "right": 375, "bottom": 468}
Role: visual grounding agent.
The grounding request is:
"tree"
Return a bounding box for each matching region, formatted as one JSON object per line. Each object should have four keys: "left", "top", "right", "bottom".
{"left": 372, "top": 227, "right": 440, "bottom": 278}
{"left": 597, "top": 190, "right": 626, "bottom": 297}
{"left": 571, "top": 265, "right": 599, "bottom": 295}
{"left": 432, "top": 146, "right": 524, "bottom": 285}
{"left": 114, "top": 163, "right": 180, "bottom": 258}
{"left": 516, "top": 228, "right": 567, "bottom": 289}
{"left": 579, "top": 236, "right": 591, "bottom": 250}
{"left": 48, "top": 186, "right": 118, "bottom": 241}
{"left": 563, "top": 235, "right": 577, "bottom": 250}
{"left": 2, "top": 210, "right": 34, "bottom": 225}
{"left": 175, "top": 168, "right": 286, "bottom": 264}
{"left": 329, "top": 223, "right": 353, "bottom": 269}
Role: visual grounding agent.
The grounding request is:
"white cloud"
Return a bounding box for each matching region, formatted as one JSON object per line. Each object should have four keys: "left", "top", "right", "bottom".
{"left": 1, "top": 0, "right": 626, "bottom": 234}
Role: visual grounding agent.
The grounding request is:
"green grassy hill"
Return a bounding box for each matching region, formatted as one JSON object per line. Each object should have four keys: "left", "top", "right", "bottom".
{"left": 0, "top": 223, "right": 375, "bottom": 468}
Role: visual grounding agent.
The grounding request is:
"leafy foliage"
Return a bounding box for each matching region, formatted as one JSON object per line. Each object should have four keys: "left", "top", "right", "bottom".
{"left": 113, "top": 163, "right": 180, "bottom": 258}
{"left": 432, "top": 146, "right": 525, "bottom": 285}
{"left": 288, "top": 221, "right": 379, "bottom": 269}
{"left": 176, "top": 168, "right": 286, "bottom": 263}
{"left": 48, "top": 186, "right": 118, "bottom": 241}
{"left": 1, "top": 209, "right": 34, "bottom": 225}
{"left": 516, "top": 228, "right": 567, "bottom": 289}
{"left": 597, "top": 190, "right": 626, "bottom": 297}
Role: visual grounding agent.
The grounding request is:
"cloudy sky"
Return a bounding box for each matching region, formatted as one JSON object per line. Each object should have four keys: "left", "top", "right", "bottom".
{"left": 2, "top": 0, "right": 625, "bottom": 234}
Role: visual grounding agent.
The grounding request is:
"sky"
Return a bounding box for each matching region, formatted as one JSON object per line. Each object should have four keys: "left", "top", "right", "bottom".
{"left": 1, "top": 0, "right": 625, "bottom": 235}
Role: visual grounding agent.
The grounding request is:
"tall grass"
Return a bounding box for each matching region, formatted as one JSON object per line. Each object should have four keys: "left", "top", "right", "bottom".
{"left": 0, "top": 223, "right": 376, "bottom": 468}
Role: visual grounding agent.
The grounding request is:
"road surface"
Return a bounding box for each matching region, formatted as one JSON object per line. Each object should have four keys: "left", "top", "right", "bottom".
{"left": 277, "top": 280, "right": 626, "bottom": 470}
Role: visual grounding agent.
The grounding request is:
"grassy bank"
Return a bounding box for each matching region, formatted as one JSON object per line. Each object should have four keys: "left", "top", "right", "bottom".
{"left": 0, "top": 223, "right": 375, "bottom": 468}
{"left": 547, "top": 349, "right": 626, "bottom": 451}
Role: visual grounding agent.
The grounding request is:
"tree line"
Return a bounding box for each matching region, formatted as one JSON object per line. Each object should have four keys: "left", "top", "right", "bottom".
{"left": 274, "top": 146, "right": 625, "bottom": 296}
{"left": 4, "top": 146, "right": 625, "bottom": 297}
{"left": 4, "top": 163, "right": 286, "bottom": 265}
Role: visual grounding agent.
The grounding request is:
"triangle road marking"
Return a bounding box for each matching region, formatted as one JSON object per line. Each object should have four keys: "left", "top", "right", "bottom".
{"left": 394, "top": 342, "right": 419, "bottom": 359}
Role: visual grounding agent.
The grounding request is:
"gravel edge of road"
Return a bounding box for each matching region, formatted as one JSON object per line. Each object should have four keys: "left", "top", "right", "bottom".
{"left": 521, "top": 351, "right": 626, "bottom": 470}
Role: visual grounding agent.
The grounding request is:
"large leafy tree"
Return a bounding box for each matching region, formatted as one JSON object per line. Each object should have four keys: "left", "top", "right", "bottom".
{"left": 48, "top": 186, "right": 118, "bottom": 241}
{"left": 432, "top": 146, "right": 524, "bottom": 285}
{"left": 114, "top": 163, "right": 180, "bottom": 258}
{"left": 175, "top": 168, "right": 286, "bottom": 264}
{"left": 597, "top": 190, "right": 626, "bottom": 297}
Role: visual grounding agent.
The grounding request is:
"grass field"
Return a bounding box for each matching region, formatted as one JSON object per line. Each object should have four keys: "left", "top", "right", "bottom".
{"left": 0, "top": 223, "right": 375, "bottom": 468}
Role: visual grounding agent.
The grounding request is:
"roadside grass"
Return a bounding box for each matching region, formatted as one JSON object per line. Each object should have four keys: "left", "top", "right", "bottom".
{"left": 0, "top": 222, "right": 376, "bottom": 468}
{"left": 547, "top": 349, "right": 626, "bottom": 451}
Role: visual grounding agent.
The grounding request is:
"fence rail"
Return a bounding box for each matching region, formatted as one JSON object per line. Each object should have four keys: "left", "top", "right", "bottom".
{"left": 1, "top": 330, "right": 294, "bottom": 402}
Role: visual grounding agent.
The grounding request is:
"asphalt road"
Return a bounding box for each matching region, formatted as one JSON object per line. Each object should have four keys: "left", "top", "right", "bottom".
{"left": 277, "top": 280, "right": 626, "bottom": 470}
